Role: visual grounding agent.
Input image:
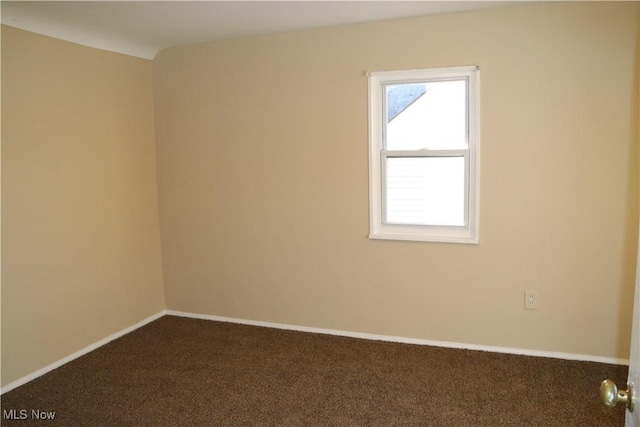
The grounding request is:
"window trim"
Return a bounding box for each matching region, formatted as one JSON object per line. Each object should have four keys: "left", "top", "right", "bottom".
{"left": 368, "top": 66, "right": 480, "bottom": 244}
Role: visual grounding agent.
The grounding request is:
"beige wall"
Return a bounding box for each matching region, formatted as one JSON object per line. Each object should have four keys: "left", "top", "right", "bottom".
{"left": 1, "top": 26, "right": 165, "bottom": 386}
{"left": 153, "top": 2, "right": 639, "bottom": 359}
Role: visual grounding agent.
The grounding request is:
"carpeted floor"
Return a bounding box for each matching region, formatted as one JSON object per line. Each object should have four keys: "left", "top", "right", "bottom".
{"left": 1, "top": 315, "right": 628, "bottom": 426}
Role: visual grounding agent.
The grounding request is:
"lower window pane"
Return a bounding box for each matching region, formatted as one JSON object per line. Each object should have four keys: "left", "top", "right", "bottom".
{"left": 385, "top": 157, "right": 465, "bottom": 226}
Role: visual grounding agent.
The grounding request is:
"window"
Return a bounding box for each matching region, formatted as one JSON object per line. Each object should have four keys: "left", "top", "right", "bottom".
{"left": 368, "top": 66, "right": 479, "bottom": 243}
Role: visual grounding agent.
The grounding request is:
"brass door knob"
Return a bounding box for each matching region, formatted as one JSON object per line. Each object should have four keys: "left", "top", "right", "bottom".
{"left": 600, "top": 379, "right": 634, "bottom": 412}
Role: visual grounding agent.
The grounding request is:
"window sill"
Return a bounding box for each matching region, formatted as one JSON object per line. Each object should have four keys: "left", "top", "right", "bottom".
{"left": 368, "top": 228, "right": 478, "bottom": 244}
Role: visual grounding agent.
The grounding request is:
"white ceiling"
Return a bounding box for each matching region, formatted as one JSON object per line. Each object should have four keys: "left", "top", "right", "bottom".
{"left": 1, "top": 1, "right": 531, "bottom": 59}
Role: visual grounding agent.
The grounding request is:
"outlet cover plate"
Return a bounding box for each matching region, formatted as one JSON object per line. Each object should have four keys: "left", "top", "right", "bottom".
{"left": 524, "top": 290, "right": 538, "bottom": 310}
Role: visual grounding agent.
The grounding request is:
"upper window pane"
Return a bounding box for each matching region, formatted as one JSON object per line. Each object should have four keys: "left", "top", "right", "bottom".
{"left": 385, "top": 80, "right": 467, "bottom": 151}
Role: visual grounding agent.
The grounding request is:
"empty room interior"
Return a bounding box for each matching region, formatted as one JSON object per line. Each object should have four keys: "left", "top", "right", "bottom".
{"left": 2, "top": 1, "right": 640, "bottom": 425}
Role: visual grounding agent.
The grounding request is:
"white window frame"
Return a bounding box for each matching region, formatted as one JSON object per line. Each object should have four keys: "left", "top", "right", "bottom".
{"left": 368, "top": 66, "right": 480, "bottom": 244}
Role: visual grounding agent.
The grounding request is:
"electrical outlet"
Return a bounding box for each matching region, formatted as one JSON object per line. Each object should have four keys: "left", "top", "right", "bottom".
{"left": 524, "top": 291, "right": 539, "bottom": 310}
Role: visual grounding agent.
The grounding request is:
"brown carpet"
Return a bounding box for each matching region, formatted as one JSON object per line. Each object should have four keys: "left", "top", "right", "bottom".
{"left": 1, "top": 315, "right": 628, "bottom": 426}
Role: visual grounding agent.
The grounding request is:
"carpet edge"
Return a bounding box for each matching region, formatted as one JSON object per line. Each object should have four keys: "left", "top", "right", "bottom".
{"left": 166, "top": 309, "right": 629, "bottom": 366}
{"left": 1, "top": 310, "right": 167, "bottom": 395}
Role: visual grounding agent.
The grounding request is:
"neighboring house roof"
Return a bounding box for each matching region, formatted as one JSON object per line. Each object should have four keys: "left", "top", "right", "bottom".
{"left": 387, "top": 84, "right": 426, "bottom": 122}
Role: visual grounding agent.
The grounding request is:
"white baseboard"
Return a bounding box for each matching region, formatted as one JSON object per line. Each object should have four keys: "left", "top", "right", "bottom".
{"left": 3, "top": 309, "right": 628, "bottom": 394}
{"left": 166, "top": 310, "right": 630, "bottom": 366}
{"left": 1, "top": 310, "right": 167, "bottom": 395}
